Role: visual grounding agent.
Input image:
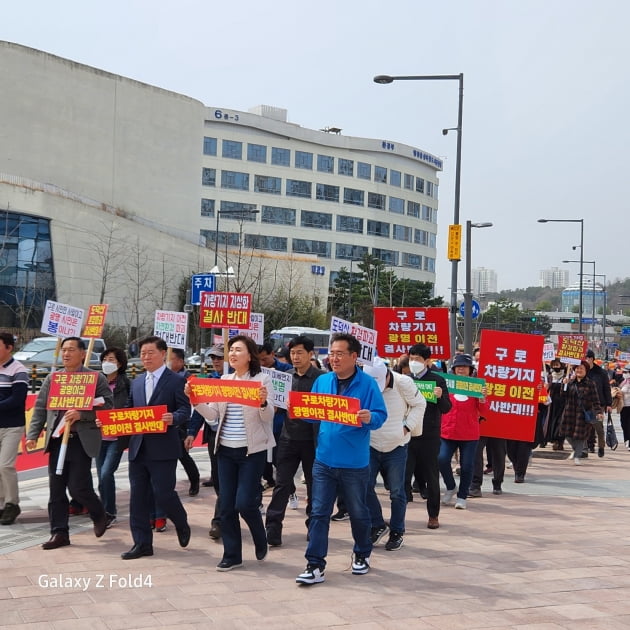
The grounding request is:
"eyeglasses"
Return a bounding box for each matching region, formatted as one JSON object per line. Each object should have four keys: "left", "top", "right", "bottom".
{"left": 328, "top": 352, "right": 353, "bottom": 359}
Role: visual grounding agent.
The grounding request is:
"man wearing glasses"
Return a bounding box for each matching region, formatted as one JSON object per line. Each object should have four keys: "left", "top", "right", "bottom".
{"left": 296, "top": 333, "right": 387, "bottom": 586}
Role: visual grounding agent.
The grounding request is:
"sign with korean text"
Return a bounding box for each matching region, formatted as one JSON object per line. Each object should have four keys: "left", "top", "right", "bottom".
{"left": 96, "top": 406, "right": 168, "bottom": 437}
{"left": 542, "top": 342, "right": 555, "bottom": 363}
{"left": 557, "top": 334, "right": 587, "bottom": 366}
{"left": 46, "top": 372, "right": 99, "bottom": 410}
{"left": 288, "top": 391, "right": 361, "bottom": 427}
{"left": 199, "top": 292, "right": 252, "bottom": 329}
{"left": 373, "top": 307, "right": 450, "bottom": 360}
{"left": 415, "top": 380, "right": 437, "bottom": 403}
{"left": 443, "top": 373, "right": 486, "bottom": 399}
{"left": 82, "top": 304, "right": 108, "bottom": 338}
{"left": 261, "top": 366, "right": 292, "bottom": 410}
{"left": 191, "top": 273, "right": 216, "bottom": 305}
{"left": 187, "top": 376, "right": 262, "bottom": 407}
{"left": 615, "top": 350, "right": 630, "bottom": 362}
{"left": 478, "top": 330, "right": 544, "bottom": 441}
{"left": 154, "top": 310, "right": 189, "bottom": 350}
{"left": 330, "top": 316, "right": 377, "bottom": 365}
{"left": 447, "top": 224, "right": 462, "bottom": 261}
{"left": 41, "top": 300, "right": 85, "bottom": 338}
{"left": 229, "top": 312, "right": 264, "bottom": 345}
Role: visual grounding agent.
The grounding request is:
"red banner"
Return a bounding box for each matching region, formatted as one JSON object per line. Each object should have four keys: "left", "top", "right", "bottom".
{"left": 373, "top": 307, "right": 450, "bottom": 359}
{"left": 96, "top": 405, "right": 168, "bottom": 437}
{"left": 82, "top": 304, "right": 108, "bottom": 338}
{"left": 557, "top": 334, "right": 587, "bottom": 365}
{"left": 288, "top": 391, "right": 361, "bottom": 427}
{"left": 187, "top": 376, "right": 263, "bottom": 407}
{"left": 199, "top": 292, "right": 251, "bottom": 329}
{"left": 46, "top": 372, "right": 99, "bottom": 410}
{"left": 478, "top": 330, "right": 544, "bottom": 441}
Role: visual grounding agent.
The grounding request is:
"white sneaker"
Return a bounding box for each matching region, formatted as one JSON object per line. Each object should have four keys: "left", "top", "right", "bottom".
{"left": 441, "top": 488, "right": 456, "bottom": 505}
{"left": 288, "top": 493, "right": 299, "bottom": 510}
{"left": 296, "top": 564, "right": 325, "bottom": 585}
{"left": 454, "top": 498, "right": 467, "bottom": 509}
{"left": 574, "top": 457, "right": 582, "bottom": 466}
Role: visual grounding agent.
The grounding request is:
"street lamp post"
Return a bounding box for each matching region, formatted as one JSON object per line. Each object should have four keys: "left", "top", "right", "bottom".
{"left": 374, "top": 73, "right": 464, "bottom": 359}
{"left": 538, "top": 218, "right": 584, "bottom": 333}
{"left": 214, "top": 208, "right": 259, "bottom": 266}
{"left": 563, "top": 259, "right": 596, "bottom": 342}
{"left": 464, "top": 221, "right": 493, "bottom": 355}
{"left": 593, "top": 273, "right": 608, "bottom": 357}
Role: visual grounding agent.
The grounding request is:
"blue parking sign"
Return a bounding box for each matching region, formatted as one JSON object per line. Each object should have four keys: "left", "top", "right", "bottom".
{"left": 191, "top": 274, "right": 216, "bottom": 305}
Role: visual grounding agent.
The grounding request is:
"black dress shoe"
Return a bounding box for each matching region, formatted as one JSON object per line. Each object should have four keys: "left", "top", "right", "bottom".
{"left": 202, "top": 479, "right": 214, "bottom": 487}
{"left": 255, "top": 542, "right": 268, "bottom": 561}
{"left": 177, "top": 523, "right": 191, "bottom": 548}
{"left": 93, "top": 513, "right": 108, "bottom": 538}
{"left": 189, "top": 480, "right": 200, "bottom": 496}
{"left": 42, "top": 533, "right": 70, "bottom": 550}
{"left": 208, "top": 523, "right": 221, "bottom": 539}
{"left": 121, "top": 544, "right": 154, "bottom": 560}
{"left": 216, "top": 559, "right": 242, "bottom": 572}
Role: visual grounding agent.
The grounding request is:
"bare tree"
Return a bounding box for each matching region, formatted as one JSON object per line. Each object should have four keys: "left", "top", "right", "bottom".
{"left": 86, "top": 220, "right": 129, "bottom": 303}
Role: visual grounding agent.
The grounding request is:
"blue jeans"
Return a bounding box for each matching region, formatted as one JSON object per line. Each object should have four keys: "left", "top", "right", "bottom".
{"left": 305, "top": 459, "right": 372, "bottom": 568}
{"left": 366, "top": 444, "right": 408, "bottom": 533}
{"left": 96, "top": 439, "right": 123, "bottom": 516}
{"left": 438, "top": 439, "right": 478, "bottom": 500}
{"left": 217, "top": 446, "right": 267, "bottom": 564}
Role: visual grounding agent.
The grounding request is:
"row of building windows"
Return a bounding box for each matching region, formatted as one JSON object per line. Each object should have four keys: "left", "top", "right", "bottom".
{"left": 201, "top": 200, "right": 437, "bottom": 244}
{"left": 201, "top": 169, "right": 437, "bottom": 221}
{"left": 199, "top": 228, "right": 435, "bottom": 271}
{"left": 202, "top": 137, "right": 438, "bottom": 198}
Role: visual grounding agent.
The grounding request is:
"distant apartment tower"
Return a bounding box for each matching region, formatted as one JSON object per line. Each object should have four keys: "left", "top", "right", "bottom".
{"left": 472, "top": 267, "right": 497, "bottom": 295}
{"left": 540, "top": 267, "right": 569, "bottom": 289}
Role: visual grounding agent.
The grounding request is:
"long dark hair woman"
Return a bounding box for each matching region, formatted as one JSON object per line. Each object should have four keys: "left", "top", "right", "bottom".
{"left": 185, "top": 335, "right": 274, "bottom": 571}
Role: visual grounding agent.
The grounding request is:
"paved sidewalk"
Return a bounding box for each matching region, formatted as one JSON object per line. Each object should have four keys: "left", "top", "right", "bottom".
{"left": 2, "top": 440, "right": 630, "bottom": 629}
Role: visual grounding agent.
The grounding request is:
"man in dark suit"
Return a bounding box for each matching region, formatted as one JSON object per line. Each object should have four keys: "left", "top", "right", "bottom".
{"left": 25, "top": 336, "right": 113, "bottom": 549}
{"left": 122, "top": 336, "right": 192, "bottom": 559}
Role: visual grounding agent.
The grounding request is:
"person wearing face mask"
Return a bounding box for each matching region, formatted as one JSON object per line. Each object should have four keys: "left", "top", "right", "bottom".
{"left": 405, "top": 344, "right": 451, "bottom": 530}
{"left": 546, "top": 358, "right": 568, "bottom": 451}
{"left": 618, "top": 366, "right": 630, "bottom": 449}
{"left": 96, "top": 347, "right": 130, "bottom": 528}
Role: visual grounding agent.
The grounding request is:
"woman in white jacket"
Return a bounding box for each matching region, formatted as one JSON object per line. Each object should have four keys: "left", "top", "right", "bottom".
{"left": 186, "top": 335, "right": 274, "bottom": 571}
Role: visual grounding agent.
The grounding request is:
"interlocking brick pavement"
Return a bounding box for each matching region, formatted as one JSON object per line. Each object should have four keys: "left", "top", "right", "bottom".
{"left": 3, "top": 435, "right": 630, "bottom": 629}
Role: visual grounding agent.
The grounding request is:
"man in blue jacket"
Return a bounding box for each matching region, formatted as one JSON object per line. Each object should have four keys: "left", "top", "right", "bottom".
{"left": 296, "top": 333, "right": 387, "bottom": 586}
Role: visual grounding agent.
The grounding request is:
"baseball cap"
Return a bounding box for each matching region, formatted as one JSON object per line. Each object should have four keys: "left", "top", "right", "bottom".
{"left": 585, "top": 349, "right": 596, "bottom": 359}
{"left": 205, "top": 345, "right": 224, "bottom": 361}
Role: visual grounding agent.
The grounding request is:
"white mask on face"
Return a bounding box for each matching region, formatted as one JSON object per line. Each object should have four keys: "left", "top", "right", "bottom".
{"left": 409, "top": 360, "right": 425, "bottom": 375}
{"left": 101, "top": 361, "right": 118, "bottom": 375}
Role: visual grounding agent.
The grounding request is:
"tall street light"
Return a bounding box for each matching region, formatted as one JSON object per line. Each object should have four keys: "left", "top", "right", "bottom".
{"left": 214, "top": 208, "right": 260, "bottom": 266}
{"left": 538, "top": 218, "right": 584, "bottom": 333}
{"left": 464, "top": 221, "right": 493, "bottom": 355}
{"left": 594, "top": 273, "right": 608, "bottom": 357}
{"left": 374, "top": 73, "right": 464, "bottom": 359}
{"left": 563, "top": 259, "right": 596, "bottom": 340}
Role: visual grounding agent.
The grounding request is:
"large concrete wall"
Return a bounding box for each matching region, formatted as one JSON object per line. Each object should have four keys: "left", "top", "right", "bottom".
{"left": 0, "top": 41, "right": 202, "bottom": 238}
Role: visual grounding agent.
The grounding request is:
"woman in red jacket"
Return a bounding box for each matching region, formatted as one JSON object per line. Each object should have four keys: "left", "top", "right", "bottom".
{"left": 438, "top": 354, "right": 487, "bottom": 510}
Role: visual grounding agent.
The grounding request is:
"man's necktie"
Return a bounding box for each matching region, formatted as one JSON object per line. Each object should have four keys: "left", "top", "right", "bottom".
{"left": 145, "top": 372, "right": 154, "bottom": 403}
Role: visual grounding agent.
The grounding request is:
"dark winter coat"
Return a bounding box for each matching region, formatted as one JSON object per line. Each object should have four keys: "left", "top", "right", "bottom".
{"left": 559, "top": 377, "right": 603, "bottom": 440}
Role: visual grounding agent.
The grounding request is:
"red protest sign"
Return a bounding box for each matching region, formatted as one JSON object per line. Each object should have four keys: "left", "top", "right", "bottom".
{"left": 288, "top": 391, "right": 361, "bottom": 427}
{"left": 187, "top": 376, "right": 263, "bottom": 407}
{"left": 557, "top": 334, "right": 587, "bottom": 365}
{"left": 199, "top": 292, "right": 251, "bottom": 329}
{"left": 46, "top": 372, "right": 99, "bottom": 410}
{"left": 82, "top": 304, "right": 108, "bottom": 338}
{"left": 373, "top": 307, "right": 450, "bottom": 359}
{"left": 96, "top": 406, "right": 168, "bottom": 437}
{"left": 478, "top": 330, "right": 544, "bottom": 441}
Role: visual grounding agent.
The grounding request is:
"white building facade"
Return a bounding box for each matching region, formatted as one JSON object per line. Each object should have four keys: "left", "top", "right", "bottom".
{"left": 472, "top": 267, "right": 498, "bottom": 295}
{"left": 0, "top": 41, "right": 441, "bottom": 334}
{"left": 539, "top": 267, "right": 569, "bottom": 289}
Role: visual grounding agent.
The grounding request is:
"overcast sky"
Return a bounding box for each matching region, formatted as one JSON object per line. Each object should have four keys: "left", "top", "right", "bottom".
{"left": 3, "top": 0, "right": 628, "bottom": 299}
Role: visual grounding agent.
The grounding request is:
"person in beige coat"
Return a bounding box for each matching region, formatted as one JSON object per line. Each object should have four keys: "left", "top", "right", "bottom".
{"left": 187, "top": 335, "right": 274, "bottom": 571}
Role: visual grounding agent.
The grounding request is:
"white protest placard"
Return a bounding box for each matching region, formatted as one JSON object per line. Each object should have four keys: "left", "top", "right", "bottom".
{"left": 261, "top": 366, "right": 292, "bottom": 410}
{"left": 542, "top": 342, "right": 555, "bottom": 363}
{"left": 41, "top": 300, "right": 85, "bottom": 338}
{"left": 154, "top": 310, "right": 188, "bottom": 350}
{"left": 229, "top": 312, "right": 264, "bottom": 345}
{"left": 330, "top": 316, "right": 377, "bottom": 366}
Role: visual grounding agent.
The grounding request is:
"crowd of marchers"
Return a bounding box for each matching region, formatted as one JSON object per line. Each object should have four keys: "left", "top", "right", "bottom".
{"left": 0, "top": 329, "right": 628, "bottom": 587}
